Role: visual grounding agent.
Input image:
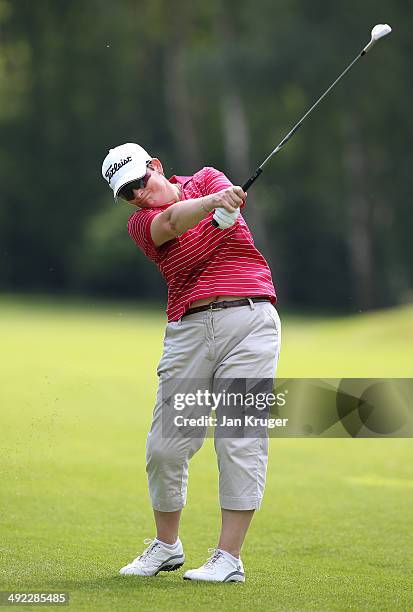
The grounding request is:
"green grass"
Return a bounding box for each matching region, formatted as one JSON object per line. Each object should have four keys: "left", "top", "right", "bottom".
{"left": 1, "top": 295, "right": 413, "bottom": 611}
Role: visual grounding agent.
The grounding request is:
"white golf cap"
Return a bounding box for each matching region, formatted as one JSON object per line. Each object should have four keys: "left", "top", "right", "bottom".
{"left": 101, "top": 143, "right": 152, "bottom": 198}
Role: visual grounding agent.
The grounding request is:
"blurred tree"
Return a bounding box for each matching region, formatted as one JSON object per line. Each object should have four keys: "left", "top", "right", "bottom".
{"left": 342, "top": 112, "right": 375, "bottom": 309}
{"left": 162, "top": 0, "right": 202, "bottom": 170}
{"left": 212, "top": 1, "right": 276, "bottom": 270}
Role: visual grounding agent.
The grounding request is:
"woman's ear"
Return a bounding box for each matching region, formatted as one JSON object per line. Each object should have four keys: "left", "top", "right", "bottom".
{"left": 150, "top": 158, "right": 164, "bottom": 175}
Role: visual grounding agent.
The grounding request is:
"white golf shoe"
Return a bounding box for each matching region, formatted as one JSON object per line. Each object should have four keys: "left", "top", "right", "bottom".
{"left": 183, "top": 548, "right": 245, "bottom": 582}
{"left": 119, "top": 538, "right": 185, "bottom": 576}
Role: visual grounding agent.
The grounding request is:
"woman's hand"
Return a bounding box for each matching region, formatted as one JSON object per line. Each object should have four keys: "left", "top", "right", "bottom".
{"left": 203, "top": 187, "right": 245, "bottom": 229}
{"left": 212, "top": 207, "right": 240, "bottom": 229}
{"left": 151, "top": 186, "right": 246, "bottom": 246}
{"left": 203, "top": 186, "right": 246, "bottom": 213}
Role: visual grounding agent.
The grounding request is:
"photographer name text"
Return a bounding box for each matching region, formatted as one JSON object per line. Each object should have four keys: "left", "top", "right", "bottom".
{"left": 174, "top": 415, "right": 288, "bottom": 429}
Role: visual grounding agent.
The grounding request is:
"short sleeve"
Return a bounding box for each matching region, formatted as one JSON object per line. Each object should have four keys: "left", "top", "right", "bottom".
{"left": 128, "top": 209, "right": 165, "bottom": 262}
{"left": 196, "top": 166, "right": 247, "bottom": 212}
{"left": 201, "top": 167, "right": 233, "bottom": 195}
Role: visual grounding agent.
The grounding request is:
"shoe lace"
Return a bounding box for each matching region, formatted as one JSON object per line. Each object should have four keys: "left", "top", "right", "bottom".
{"left": 131, "top": 538, "right": 160, "bottom": 565}
{"left": 204, "top": 548, "right": 224, "bottom": 568}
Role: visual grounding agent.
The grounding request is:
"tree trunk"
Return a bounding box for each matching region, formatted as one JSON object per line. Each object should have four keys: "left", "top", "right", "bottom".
{"left": 163, "top": 7, "right": 201, "bottom": 172}
{"left": 215, "top": 13, "right": 274, "bottom": 269}
{"left": 342, "top": 113, "right": 375, "bottom": 309}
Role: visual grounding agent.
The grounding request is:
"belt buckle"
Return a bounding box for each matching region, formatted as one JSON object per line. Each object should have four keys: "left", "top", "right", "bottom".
{"left": 210, "top": 301, "right": 225, "bottom": 311}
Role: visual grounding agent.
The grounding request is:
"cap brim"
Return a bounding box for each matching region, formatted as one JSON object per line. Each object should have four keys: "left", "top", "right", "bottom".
{"left": 113, "top": 168, "right": 147, "bottom": 199}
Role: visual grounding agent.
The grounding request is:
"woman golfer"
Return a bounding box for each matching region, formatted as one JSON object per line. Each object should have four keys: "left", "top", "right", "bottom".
{"left": 102, "top": 143, "right": 281, "bottom": 582}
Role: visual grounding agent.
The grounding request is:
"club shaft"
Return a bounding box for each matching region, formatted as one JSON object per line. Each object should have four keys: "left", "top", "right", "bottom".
{"left": 242, "top": 48, "right": 366, "bottom": 192}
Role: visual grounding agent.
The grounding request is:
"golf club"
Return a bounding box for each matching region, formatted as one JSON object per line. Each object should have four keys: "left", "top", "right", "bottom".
{"left": 212, "top": 24, "right": 392, "bottom": 227}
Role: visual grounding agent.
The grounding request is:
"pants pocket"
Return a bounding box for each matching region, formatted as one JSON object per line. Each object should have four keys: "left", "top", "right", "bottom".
{"left": 262, "top": 304, "right": 281, "bottom": 333}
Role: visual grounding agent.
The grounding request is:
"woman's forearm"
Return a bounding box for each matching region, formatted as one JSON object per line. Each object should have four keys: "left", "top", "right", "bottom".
{"left": 166, "top": 196, "right": 214, "bottom": 235}
{"left": 163, "top": 186, "right": 244, "bottom": 237}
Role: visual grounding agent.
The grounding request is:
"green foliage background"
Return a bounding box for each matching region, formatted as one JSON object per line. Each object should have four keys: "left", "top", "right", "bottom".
{"left": 0, "top": 0, "right": 411, "bottom": 310}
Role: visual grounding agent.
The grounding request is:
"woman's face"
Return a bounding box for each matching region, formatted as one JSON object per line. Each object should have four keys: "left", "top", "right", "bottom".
{"left": 127, "top": 159, "right": 179, "bottom": 208}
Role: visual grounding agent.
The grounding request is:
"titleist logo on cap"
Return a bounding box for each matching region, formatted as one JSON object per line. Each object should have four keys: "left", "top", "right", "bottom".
{"left": 105, "top": 156, "right": 132, "bottom": 182}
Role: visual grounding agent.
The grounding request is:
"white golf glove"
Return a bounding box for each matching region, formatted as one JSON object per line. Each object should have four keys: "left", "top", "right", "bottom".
{"left": 212, "top": 207, "right": 240, "bottom": 229}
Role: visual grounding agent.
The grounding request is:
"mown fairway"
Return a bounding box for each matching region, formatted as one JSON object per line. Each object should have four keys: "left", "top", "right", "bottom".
{"left": 1, "top": 296, "right": 413, "bottom": 611}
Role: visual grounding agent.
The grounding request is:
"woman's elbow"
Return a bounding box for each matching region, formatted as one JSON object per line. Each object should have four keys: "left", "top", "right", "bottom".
{"left": 167, "top": 213, "right": 181, "bottom": 237}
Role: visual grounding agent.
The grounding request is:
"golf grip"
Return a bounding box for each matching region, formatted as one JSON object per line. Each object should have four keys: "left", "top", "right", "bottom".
{"left": 211, "top": 167, "right": 263, "bottom": 227}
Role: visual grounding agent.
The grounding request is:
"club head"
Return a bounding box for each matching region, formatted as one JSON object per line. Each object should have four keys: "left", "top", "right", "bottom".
{"left": 363, "top": 23, "right": 392, "bottom": 54}
{"left": 371, "top": 24, "right": 392, "bottom": 41}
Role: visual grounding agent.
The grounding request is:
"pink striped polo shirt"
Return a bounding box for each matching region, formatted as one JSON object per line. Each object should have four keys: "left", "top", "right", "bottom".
{"left": 128, "top": 166, "right": 276, "bottom": 321}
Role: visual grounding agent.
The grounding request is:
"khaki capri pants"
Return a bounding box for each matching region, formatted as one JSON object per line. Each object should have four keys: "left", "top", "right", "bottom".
{"left": 146, "top": 300, "right": 281, "bottom": 512}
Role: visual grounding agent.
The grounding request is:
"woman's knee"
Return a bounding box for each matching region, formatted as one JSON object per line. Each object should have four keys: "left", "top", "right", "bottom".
{"left": 146, "top": 435, "right": 204, "bottom": 469}
{"left": 146, "top": 438, "right": 179, "bottom": 468}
